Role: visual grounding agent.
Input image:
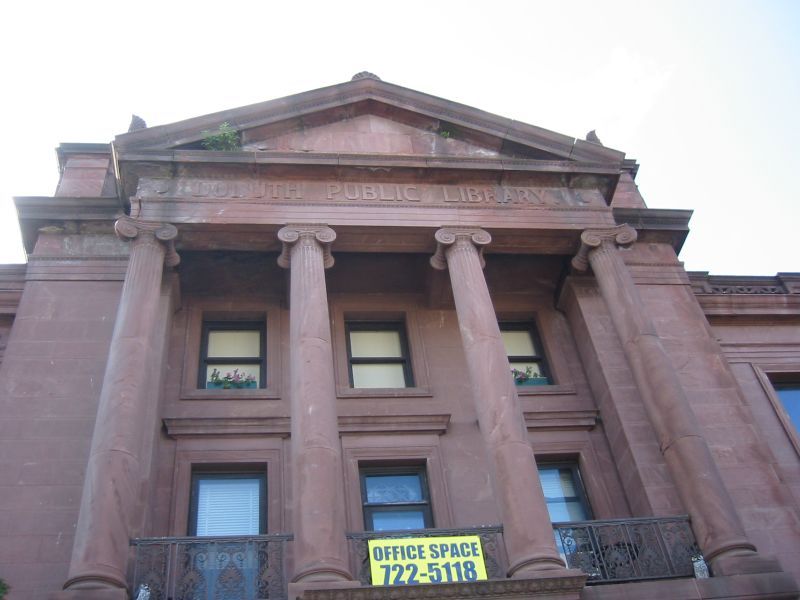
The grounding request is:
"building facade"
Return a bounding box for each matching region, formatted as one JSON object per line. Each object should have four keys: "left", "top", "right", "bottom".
{"left": 1, "top": 74, "right": 799, "bottom": 599}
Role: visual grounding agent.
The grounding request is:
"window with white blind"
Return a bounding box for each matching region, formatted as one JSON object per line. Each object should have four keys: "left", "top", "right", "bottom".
{"left": 536, "top": 463, "right": 592, "bottom": 523}
{"left": 346, "top": 322, "right": 414, "bottom": 388}
{"left": 189, "top": 473, "right": 266, "bottom": 536}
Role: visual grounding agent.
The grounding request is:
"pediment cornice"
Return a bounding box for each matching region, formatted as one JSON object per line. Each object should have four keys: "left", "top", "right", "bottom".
{"left": 113, "top": 78, "right": 626, "bottom": 165}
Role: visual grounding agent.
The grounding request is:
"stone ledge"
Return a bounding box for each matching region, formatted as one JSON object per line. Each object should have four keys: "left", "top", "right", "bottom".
{"left": 164, "top": 416, "right": 290, "bottom": 438}
{"left": 524, "top": 410, "right": 598, "bottom": 431}
{"left": 300, "top": 571, "right": 587, "bottom": 600}
{"left": 163, "top": 414, "right": 452, "bottom": 437}
{"left": 580, "top": 571, "right": 799, "bottom": 600}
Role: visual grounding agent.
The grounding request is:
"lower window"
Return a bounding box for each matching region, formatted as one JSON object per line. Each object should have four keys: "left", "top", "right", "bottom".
{"left": 189, "top": 472, "right": 266, "bottom": 536}
{"left": 360, "top": 466, "right": 433, "bottom": 531}
{"left": 537, "top": 462, "right": 592, "bottom": 523}
{"left": 537, "top": 462, "right": 593, "bottom": 564}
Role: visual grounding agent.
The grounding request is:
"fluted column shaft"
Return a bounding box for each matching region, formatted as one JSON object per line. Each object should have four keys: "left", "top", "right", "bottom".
{"left": 65, "top": 217, "right": 179, "bottom": 592}
{"left": 278, "top": 225, "right": 353, "bottom": 583}
{"left": 431, "top": 228, "right": 565, "bottom": 577}
{"left": 572, "top": 225, "right": 758, "bottom": 568}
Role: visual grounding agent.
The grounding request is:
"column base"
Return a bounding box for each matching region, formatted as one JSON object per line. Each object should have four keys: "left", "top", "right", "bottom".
{"left": 508, "top": 553, "right": 569, "bottom": 578}
{"left": 711, "top": 550, "right": 785, "bottom": 576}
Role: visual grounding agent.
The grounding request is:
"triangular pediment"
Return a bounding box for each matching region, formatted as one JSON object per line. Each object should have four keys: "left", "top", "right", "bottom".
{"left": 244, "top": 112, "right": 509, "bottom": 158}
{"left": 114, "top": 75, "right": 626, "bottom": 164}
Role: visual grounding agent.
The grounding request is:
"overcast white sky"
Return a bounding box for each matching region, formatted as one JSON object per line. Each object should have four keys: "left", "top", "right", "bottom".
{"left": 0, "top": 0, "right": 797, "bottom": 275}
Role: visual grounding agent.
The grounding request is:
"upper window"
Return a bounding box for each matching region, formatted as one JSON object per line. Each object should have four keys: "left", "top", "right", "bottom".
{"left": 199, "top": 321, "right": 266, "bottom": 389}
{"left": 189, "top": 472, "right": 266, "bottom": 536}
{"left": 500, "top": 322, "right": 551, "bottom": 386}
{"left": 360, "top": 466, "right": 433, "bottom": 531}
{"left": 537, "top": 462, "right": 592, "bottom": 523}
{"left": 346, "top": 322, "right": 413, "bottom": 388}
{"left": 774, "top": 382, "right": 800, "bottom": 433}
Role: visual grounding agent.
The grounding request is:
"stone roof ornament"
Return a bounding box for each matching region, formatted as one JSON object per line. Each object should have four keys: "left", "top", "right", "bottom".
{"left": 351, "top": 71, "right": 381, "bottom": 81}
{"left": 128, "top": 115, "right": 147, "bottom": 132}
{"left": 585, "top": 130, "right": 603, "bottom": 145}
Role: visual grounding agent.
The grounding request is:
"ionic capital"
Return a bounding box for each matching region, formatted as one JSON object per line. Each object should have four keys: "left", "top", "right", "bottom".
{"left": 430, "top": 227, "right": 492, "bottom": 271}
{"left": 114, "top": 216, "right": 180, "bottom": 267}
{"left": 277, "top": 224, "right": 337, "bottom": 269}
{"left": 571, "top": 224, "right": 637, "bottom": 272}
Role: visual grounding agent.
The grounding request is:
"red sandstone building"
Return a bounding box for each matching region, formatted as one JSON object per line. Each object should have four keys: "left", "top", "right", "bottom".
{"left": 1, "top": 74, "right": 799, "bottom": 600}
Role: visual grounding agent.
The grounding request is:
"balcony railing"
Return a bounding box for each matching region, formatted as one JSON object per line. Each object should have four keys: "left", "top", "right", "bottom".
{"left": 347, "top": 518, "right": 704, "bottom": 587}
{"left": 130, "top": 518, "right": 703, "bottom": 598}
{"left": 130, "top": 534, "right": 291, "bottom": 600}
{"left": 553, "top": 516, "right": 707, "bottom": 584}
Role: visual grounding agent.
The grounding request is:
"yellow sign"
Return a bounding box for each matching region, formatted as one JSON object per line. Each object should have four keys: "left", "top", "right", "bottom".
{"left": 368, "top": 535, "right": 488, "bottom": 586}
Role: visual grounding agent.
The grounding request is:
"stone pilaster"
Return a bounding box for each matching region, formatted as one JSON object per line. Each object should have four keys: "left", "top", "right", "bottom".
{"left": 572, "top": 224, "right": 780, "bottom": 576}
{"left": 278, "top": 224, "right": 354, "bottom": 584}
{"left": 62, "top": 217, "right": 178, "bottom": 595}
{"left": 431, "top": 228, "right": 566, "bottom": 577}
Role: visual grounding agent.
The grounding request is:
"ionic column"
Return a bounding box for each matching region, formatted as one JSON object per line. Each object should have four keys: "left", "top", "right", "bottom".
{"left": 431, "top": 228, "right": 566, "bottom": 577}
{"left": 572, "top": 225, "right": 773, "bottom": 574}
{"left": 278, "top": 224, "right": 353, "bottom": 583}
{"left": 64, "top": 217, "right": 179, "bottom": 594}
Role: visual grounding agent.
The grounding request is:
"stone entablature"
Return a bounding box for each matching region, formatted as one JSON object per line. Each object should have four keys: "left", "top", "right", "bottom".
{"left": 690, "top": 272, "right": 800, "bottom": 295}
{"left": 689, "top": 273, "right": 800, "bottom": 318}
{"left": 137, "top": 176, "right": 605, "bottom": 208}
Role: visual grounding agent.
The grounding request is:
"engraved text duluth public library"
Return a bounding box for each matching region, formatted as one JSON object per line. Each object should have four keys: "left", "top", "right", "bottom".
{"left": 140, "top": 178, "right": 603, "bottom": 207}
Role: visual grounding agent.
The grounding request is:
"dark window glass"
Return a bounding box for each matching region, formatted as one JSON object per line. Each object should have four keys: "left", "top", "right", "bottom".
{"left": 346, "top": 322, "right": 413, "bottom": 388}
{"left": 500, "top": 322, "right": 552, "bottom": 385}
{"left": 199, "top": 321, "right": 266, "bottom": 389}
{"left": 774, "top": 383, "right": 800, "bottom": 432}
{"left": 360, "top": 467, "right": 433, "bottom": 531}
{"left": 188, "top": 472, "right": 266, "bottom": 536}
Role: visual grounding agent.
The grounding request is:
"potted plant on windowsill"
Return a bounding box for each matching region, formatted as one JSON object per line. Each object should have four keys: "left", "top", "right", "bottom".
{"left": 511, "top": 366, "right": 550, "bottom": 386}
{"left": 207, "top": 368, "right": 258, "bottom": 389}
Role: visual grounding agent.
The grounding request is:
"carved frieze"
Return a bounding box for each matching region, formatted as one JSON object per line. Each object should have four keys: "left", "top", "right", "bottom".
{"left": 137, "top": 177, "right": 604, "bottom": 209}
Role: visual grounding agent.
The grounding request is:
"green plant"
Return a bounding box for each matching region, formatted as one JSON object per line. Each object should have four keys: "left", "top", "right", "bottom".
{"left": 201, "top": 122, "right": 241, "bottom": 151}
{"left": 209, "top": 368, "right": 256, "bottom": 389}
{"left": 511, "top": 366, "right": 533, "bottom": 383}
{"left": 0, "top": 577, "right": 9, "bottom": 599}
{"left": 439, "top": 128, "right": 452, "bottom": 139}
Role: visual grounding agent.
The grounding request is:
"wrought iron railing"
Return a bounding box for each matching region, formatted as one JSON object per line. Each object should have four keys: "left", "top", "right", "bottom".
{"left": 130, "top": 534, "right": 291, "bottom": 600}
{"left": 553, "top": 516, "right": 706, "bottom": 584}
{"left": 346, "top": 525, "right": 507, "bottom": 585}
{"left": 130, "top": 518, "right": 703, "bottom": 597}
